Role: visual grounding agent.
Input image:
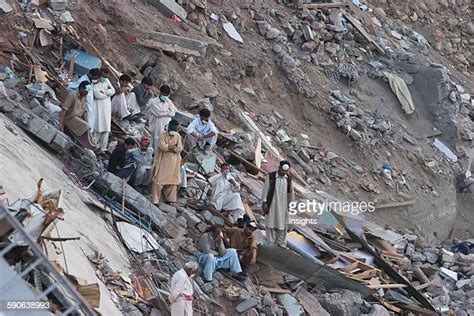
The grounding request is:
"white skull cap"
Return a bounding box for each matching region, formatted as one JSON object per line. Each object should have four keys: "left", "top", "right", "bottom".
{"left": 282, "top": 164, "right": 290, "bottom": 171}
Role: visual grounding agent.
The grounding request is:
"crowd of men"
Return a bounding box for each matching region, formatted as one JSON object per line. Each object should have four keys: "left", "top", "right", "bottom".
{"left": 61, "top": 69, "right": 295, "bottom": 315}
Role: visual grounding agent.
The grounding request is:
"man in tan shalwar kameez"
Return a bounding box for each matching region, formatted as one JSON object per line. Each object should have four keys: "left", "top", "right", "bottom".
{"left": 151, "top": 119, "right": 183, "bottom": 204}
{"left": 59, "top": 81, "right": 98, "bottom": 151}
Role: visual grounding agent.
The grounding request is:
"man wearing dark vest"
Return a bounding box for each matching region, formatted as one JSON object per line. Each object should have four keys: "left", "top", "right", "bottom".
{"left": 261, "top": 160, "right": 294, "bottom": 248}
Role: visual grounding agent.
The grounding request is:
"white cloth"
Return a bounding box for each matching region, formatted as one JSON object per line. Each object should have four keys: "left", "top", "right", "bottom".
{"left": 67, "top": 74, "right": 95, "bottom": 131}
{"left": 148, "top": 97, "right": 177, "bottom": 138}
{"left": 209, "top": 173, "right": 244, "bottom": 218}
{"left": 93, "top": 79, "right": 115, "bottom": 132}
{"left": 112, "top": 92, "right": 140, "bottom": 119}
{"left": 186, "top": 116, "right": 218, "bottom": 149}
{"left": 261, "top": 173, "right": 293, "bottom": 230}
{"left": 169, "top": 268, "right": 193, "bottom": 316}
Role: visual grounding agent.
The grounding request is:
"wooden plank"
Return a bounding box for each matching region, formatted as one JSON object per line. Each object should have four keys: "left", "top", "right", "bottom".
{"left": 342, "top": 262, "right": 358, "bottom": 273}
{"left": 381, "top": 301, "right": 402, "bottom": 313}
{"left": 262, "top": 286, "right": 291, "bottom": 294}
{"left": 300, "top": 2, "right": 349, "bottom": 9}
{"left": 375, "top": 200, "right": 415, "bottom": 210}
{"left": 243, "top": 202, "right": 256, "bottom": 222}
{"left": 367, "top": 283, "right": 407, "bottom": 289}
{"left": 380, "top": 250, "right": 406, "bottom": 261}
{"left": 352, "top": 269, "right": 378, "bottom": 280}
{"left": 254, "top": 137, "right": 262, "bottom": 168}
{"left": 343, "top": 13, "right": 384, "bottom": 54}
{"left": 415, "top": 282, "right": 432, "bottom": 291}
{"left": 229, "top": 150, "right": 262, "bottom": 175}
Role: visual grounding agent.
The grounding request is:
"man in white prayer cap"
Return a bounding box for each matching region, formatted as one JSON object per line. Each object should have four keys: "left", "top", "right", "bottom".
{"left": 261, "top": 160, "right": 294, "bottom": 248}
{"left": 169, "top": 261, "right": 199, "bottom": 315}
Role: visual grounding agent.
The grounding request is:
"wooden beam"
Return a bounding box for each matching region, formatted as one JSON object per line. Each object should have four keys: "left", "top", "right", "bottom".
{"left": 375, "top": 200, "right": 415, "bottom": 210}
{"left": 300, "top": 2, "right": 349, "bottom": 9}
{"left": 367, "top": 283, "right": 407, "bottom": 289}
{"left": 262, "top": 286, "right": 291, "bottom": 294}
{"left": 343, "top": 13, "right": 384, "bottom": 54}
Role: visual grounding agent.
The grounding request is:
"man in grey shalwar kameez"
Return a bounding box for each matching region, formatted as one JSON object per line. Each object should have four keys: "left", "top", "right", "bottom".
{"left": 261, "top": 160, "right": 294, "bottom": 248}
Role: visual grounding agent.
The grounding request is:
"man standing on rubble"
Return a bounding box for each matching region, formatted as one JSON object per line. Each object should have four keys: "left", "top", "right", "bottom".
{"left": 209, "top": 163, "right": 245, "bottom": 223}
{"left": 186, "top": 108, "right": 218, "bottom": 153}
{"left": 169, "top": 261, "right": 199, "bottom": 316}
{"left": 196, "top": 225, "right": 246, "bottom": 282}
{"left": 59, "top": 81, "right": 99, "bottom": 151}
{"left": 67, "top": 68, "right": 101, "bottom": 132}
{"left": 261, "top": 160, "right": 294, "bottom": 248}
{"left": 150, "top": 119, "right": 183, "bottom": 204}
{"left": 92, "top": 70, "right": 116, "bottom": 152}
{"left": 148, "top": 85, "right": 177, "bottom": 152}
{"left": 131, "top": 76, "right": 154, "bottom": 114}
{"left": 131, "top": 136, "right": 154, "bottom": 193}
{"left": 224, "top": 221, "right": 258, "bottom": 268}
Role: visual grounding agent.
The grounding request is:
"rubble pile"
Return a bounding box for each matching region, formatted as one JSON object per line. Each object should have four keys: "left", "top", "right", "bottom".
{"left": 0, "top": 0, "right": 473, "bottom": 315}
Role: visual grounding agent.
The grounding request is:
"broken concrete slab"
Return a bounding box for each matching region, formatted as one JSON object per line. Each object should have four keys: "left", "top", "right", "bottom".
{"left": 93, "top": 172, "right": 185, "bottom": 238}
{"left": 235, "top": 298, "right": 259, "bottom": 313}
{"left": 0, "top": 0, "right": 13, "bottom": 13}
{"left": 148, "top": 0, "right": 187, "bottom": 21}
{"left": 297, "top": 288, "right": 330, "bottom": 316}
{"left": 182, "top": 208, "right": 201, "bottom": 227}
{"left": 278, "top": 294, "right": 305, "bottom": 315}
{"left": 122, "top": 31, "right": 207, "bottom": 57}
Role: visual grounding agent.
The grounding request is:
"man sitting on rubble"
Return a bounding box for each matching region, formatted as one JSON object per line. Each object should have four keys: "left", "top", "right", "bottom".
{"left": 67, "top": 68, "right": 101, "bottom": 132}
{"left": 59, "top": 81, "right": 99, "bottom": 151}
{"left": 208, "top": 163, "right": 245, "bottom": 223}
{"left": 186, "top": 108, "right": 218, "bottom": 153}
{"left": 131, "top": 136, "right": 154, "bottom": 194}
{"left": 169, "top": 261, "right": 199, "bottom": 316}
{"left": 108, "top": 137, "right": 138, "bottom": 182}
{"left": 196, "top": 225, "right": 246, "bottom": 282}
{"left": 224, "top": 221, "right": 258, "bottom": 268}
{"left": 148, "top": 84, "right": 177, "bottom": 152}
{"left": 261, "top": 160, "right": 294, "bottom": 248}
{"left": 131, "top": 76, "right": 154, "bottom": 115}
{"left": 111, "top": 74, "right": 140, "bottom": 120}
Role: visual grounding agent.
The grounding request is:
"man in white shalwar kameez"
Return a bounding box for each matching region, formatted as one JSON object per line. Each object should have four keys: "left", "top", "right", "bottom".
{"left": 67, "top": 68, "right": 101, "bottom": 132}
{"left": 111, "top": 74, "right": 140, "bottom": 120}
{"left": 261, "top": 161, "right": 294, "bottom": 248}
{"left": 209, "top": 163, "right": 245, "bottom": 222}
{"left": 169, "top": 261, "right": 199, "bottom": 316}
{"left": 148, "top": 85, "right": 177, "bottom": 152}
{"left": 186, "top": 108, "right": 218, "bottom": 152}
{"left": 92, "top": 74, "right": 115, "bottom": 151}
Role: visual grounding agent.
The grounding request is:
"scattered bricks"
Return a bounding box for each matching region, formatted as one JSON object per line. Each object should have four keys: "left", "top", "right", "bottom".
{"left": 442, "top": 253, "right": 456, "bottom": 264}
{"left": 235, "top": 298, "right": 259, "bottom": 313}
{"left": 150, "top": 0, "right": 188, "bottom": 21}
{"left": 244, "top": 308, "right": 259, "bottom": 316}
{"left": 159, "top": 202, "right": 177, "bottom": 215}
{"left": 195, "top": 222, "right": 208, "bottom": 233}
{"left": 28, "top": 116, "right": 57, "bottom": 143}
{"left": 176, "top": 215, "right": 188, "bottom": 227}
{"left": 201, "top": 282, "right": 214, "bottom": 294}
{"left": 48, "top": 0, "right": 67, "bottom": 11}
{"left": 214, "top": 272, "right": 224, "bottom": 281}
{"left": 195, "top": 276, "right": 205, "bottom": 286}
{"left": 50, "top": 131, "right": 73, "bottom": 152}
{"left": 202, "top": 210, "right": 213, "bottom": 221}
{"left": 425, "top": 252, "right": 439, "bottom": 264}
{"left": 210, "top": 215, "right": 225, "bottom": 226}
{"left": 182, "top": 208, "right": 201, "bottom": 227}
{"left": 298, "top": 148, "right": 311, "bottom": 163}
{"left": 161, "top": 238, "right": 180, "bottom": 253}
{"left": 349, "top": 129, "right": 362, "bottom": 141}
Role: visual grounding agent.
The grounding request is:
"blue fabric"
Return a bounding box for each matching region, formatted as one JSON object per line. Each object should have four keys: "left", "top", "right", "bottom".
{"left": 196, "top": 249, "right": 242, "bottom": 281}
